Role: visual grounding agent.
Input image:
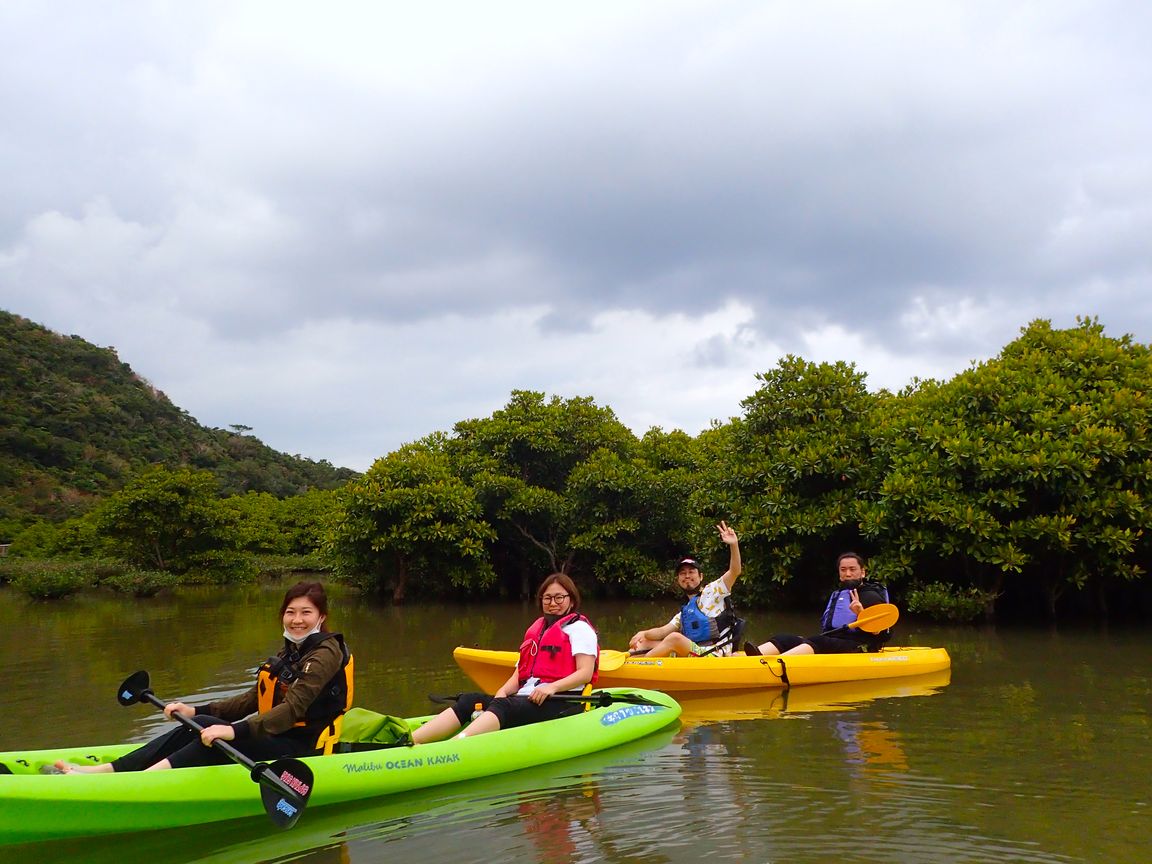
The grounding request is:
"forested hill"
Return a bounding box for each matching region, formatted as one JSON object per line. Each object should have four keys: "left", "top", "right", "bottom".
{"left": 1, "top": 310, "right": 357, "bottom": 536}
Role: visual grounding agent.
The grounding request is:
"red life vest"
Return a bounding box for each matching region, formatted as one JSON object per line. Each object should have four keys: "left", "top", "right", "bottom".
{"left": 517, "top": 613, "right": 599, "bottom": 687}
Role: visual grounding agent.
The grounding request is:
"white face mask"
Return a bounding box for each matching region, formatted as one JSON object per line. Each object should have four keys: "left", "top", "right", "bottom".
{"left": 283, "top": 623, "right": 323, "bottom": 645}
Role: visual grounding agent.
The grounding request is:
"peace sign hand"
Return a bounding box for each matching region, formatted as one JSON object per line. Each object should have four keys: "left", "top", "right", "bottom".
{"left": 848, "top": 588, "right": 863, "bottom": 615}
{"left": 717, "top": 521, "right": 738, "bottom": 545}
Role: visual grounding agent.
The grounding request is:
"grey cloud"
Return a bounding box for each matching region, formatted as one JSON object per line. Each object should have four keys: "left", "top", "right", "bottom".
{"left": 2, "top": 2, "right": 1151, "bottom": 468}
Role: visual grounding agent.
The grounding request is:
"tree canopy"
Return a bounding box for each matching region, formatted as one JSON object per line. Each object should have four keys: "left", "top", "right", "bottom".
{"left": 862, "top": 318, "right": 1152, "bottom": 618}
{"left": 5, "top": 310, "right": 1151, "bottom": 623}
{"left": 326, "top": 438, "right": 496, "bottom": 603}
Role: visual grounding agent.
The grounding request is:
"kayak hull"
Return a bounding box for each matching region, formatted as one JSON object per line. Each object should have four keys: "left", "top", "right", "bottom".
{"left": 455, "top": 645, "right": 952, "bottom": 693}
{"left": 0, "top": 688, "right": 679, "bottom": 845}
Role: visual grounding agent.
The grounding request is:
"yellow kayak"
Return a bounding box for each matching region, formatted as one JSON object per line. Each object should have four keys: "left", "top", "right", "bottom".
{"left": 454, "top": 645, "right": 951, "bottom": 693}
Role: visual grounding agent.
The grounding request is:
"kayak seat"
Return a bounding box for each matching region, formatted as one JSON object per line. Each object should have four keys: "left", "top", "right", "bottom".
{"left": 866, "top": 628, "right": 894, "bottom": 652}
{"left": 727, "top": 617, "right": 748, "bottom": 653}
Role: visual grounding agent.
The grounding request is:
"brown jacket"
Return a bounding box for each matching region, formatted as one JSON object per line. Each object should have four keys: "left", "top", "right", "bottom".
{"left": 202, "top": 636, "right": 346, "bottom": 740}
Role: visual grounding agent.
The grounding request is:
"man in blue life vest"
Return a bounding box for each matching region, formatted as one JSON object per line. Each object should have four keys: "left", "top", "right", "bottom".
{"left": 747, "top": 551, "right": 890, "bottom": 655}
{"left": 628, "top": 521, "right": 743, "bottom": 658}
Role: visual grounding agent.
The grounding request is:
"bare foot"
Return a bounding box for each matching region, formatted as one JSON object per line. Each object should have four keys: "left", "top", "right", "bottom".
{"left": 53, "top": 760, "right": 113, "bottom": 774}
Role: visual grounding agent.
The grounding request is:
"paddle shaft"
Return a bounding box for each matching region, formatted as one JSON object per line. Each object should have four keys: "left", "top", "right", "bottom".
{"left": 137, "top": 689, "right": 306, "bottom": 803}
{"left": 821, "top": 603, "right": 898, "bottom": 637}
{"left": 431, "top": 691, "right": 660, "bottom": 708}
{"left": 548, "top": 692, "right": 660, "bottom": 707}
{"left": 822, "top": 621, "right": 867, "bottom": 637}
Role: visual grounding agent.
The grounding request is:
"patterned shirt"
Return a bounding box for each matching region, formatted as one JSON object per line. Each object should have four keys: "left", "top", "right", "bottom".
{"left": 666, "top": 577, "right": 731, "bottom": 629}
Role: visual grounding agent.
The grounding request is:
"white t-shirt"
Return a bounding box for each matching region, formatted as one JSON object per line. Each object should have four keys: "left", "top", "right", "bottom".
{"left": 516, "top": 618, "right": 599, "bottom": 695}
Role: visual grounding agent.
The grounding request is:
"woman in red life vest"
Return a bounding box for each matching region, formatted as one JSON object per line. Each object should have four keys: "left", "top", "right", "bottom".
{"left": 412, "top": 573, "right": 598, "bottom": 743}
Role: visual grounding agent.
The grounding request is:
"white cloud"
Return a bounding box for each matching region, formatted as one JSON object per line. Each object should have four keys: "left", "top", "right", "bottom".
{"left": 2, "top": 1, "right": 1150, "bottom": 471}
{"left": 136, "top": 301, "right": 771, "bottom": 471}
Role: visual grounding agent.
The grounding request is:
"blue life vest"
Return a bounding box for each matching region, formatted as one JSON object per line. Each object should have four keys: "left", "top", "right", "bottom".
{"left": 680, "top": 596, "right": 716, "bottom": 643}
{"left": 680, "top": 595, "right": 737, "bottom": 645}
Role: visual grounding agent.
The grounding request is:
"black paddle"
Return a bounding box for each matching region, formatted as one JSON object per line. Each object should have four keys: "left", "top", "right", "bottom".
{"left": 429, "top": 690, "right": 665, "bottom": 708}
{"left": 117, "top": 670, "right": 313, "bottom": 829}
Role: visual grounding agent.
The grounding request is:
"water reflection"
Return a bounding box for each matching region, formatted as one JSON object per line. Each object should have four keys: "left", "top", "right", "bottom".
{"left": 633, "top": 705, "right": 1082, "bottom": 864}
{"left": 836, "top": 719, "right": 909, "bottom": 774}
{"left": 676, "top": 669, "right": 952, "bottom": 725}
{"left": 515, "top": 782, "right": 603, "bottom": 863}
{"left": 2, "top": 586, "right": 1151, "bottom": 863}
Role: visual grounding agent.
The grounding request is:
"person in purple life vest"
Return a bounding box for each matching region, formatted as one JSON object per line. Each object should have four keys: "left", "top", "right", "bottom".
{"left": 746, "top": 551, "right": 891, "bottom": 656}
{"left": 411, "top": 573, "right": 598, "bottom": 743}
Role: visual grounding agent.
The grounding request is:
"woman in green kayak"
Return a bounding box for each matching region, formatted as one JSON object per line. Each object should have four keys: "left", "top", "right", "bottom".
{"left": 55, "top": 580, "right": 353, "bottom": 773}
{"left": 412, "top": 573, "right": 599, "bottom": 743}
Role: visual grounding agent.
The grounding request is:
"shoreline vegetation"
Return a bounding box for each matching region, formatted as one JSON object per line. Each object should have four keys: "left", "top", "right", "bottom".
{"left": 4, "top": 311, "right": 1152, "bottom": 625}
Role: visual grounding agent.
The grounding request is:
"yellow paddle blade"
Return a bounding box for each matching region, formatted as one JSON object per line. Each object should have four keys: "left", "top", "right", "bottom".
{"left": 598, "top": 650, "right": 632, "bottom": 671}
{"left": 849, "top": 603, "right": 899, "bottom": 633}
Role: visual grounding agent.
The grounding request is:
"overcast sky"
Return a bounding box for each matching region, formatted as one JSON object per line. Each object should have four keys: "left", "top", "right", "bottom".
{"left": 2, "top": 1, "right": 1150, "bottom": 471}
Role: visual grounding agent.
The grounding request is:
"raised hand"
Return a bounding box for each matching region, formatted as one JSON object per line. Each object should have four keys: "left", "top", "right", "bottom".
{"left": 716, "top": 520, "right": 738, "bottom": 545}
{"left": 848, "top": 588, "right": 863, "bottom": 615}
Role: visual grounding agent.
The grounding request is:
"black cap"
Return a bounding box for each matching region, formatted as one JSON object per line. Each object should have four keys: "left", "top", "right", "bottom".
{"left": 675, "top": 557, "right": 700, "bottom": 573}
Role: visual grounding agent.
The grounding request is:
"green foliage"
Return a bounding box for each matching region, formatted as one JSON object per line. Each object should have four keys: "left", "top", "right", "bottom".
{"left": 97, "top": 566, "right": 180, "bottom": 598}
{"left": 5, "top": 309, "right": 1150, "bottom": 623}
{"left": 864, "top": 318, "right": 1152, "bottom": 617}
{"left": 9, "top": 510, "right": 106, "bottom": 559}
{"left": 567, "top": 429, "right": 698, "bottom": 595}
{"left": 0, "top": 310, "right": 358, "bottom": 536}
{"left": 223, "top": 492, "right": 284, "bottom": 553}
{"left": 6, "top": 560, "right": 93, "bottom": 599}
{"left": 253, "top": 553, "right": 329, "bottom": 577}
{"left": 324, "top": 439, "right": 497, "bottom": 601}
{"left": 448, "top": 391, "right": 640, "bottom": 581}
{"left": 8, "top": 520, "right": 69, "bottom": 558}
{"left": 275, "top": 490, "right": 341, "bottom": 553}
{"left": 325, "top": 395, "right": 697, "bottom": 601}
{"left": 222, "top": 489, "right": 337, "bottom": 555}
{"left": 716, "top": 357, "right": 881, "bottom": 602}
{"left": 91, "top": 465, "right": 249, "bottom": 580}
{"left": 906, "top": 582, "right": 993, "bottom": 623}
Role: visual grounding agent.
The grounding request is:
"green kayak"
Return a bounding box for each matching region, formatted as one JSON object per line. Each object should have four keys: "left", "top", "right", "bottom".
{"left": 0, "top": 688, "right": 680, "bottom": 845}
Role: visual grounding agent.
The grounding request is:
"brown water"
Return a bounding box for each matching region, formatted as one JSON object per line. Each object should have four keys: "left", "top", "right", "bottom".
{"left": 1, "top": 581, "right": 1149, "bottom": 863}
